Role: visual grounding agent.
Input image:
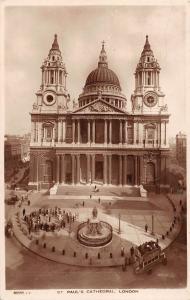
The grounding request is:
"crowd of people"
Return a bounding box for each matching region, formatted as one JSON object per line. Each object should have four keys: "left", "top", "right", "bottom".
{"left": 22, "top": 207, "right": 78, "bottom": 234}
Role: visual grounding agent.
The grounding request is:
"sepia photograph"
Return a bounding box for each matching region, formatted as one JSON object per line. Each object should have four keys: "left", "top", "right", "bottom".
{"left": 1, "top": 1, "right": 189, "bottom": 299}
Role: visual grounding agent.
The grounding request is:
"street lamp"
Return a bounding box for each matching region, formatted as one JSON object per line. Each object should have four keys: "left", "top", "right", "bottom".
{"left": 118, "top": 213, "right": 121, "bottom": 234}
{"left": 151, "top": 214, "right": 154, "bottom": 235}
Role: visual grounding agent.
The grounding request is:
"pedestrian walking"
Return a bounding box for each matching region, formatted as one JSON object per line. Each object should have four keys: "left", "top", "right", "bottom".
{"left": 83, "top": 201, "right": 85, "bottom": 207}
{"left": 145, "top": 224, "right": 148, "bottom": 232}
{"left": 130, "top": 246, "right": 134, "bottom": 256}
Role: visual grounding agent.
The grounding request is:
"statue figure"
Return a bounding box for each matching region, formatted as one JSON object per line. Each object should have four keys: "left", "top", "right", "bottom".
{"left": 92, "top": 207, "right": 98, "bottom": 219}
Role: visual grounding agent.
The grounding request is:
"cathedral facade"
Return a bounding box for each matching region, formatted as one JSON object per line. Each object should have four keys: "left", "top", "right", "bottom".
{"left": 29, "top": 35, "right": 170, "bottom": 192}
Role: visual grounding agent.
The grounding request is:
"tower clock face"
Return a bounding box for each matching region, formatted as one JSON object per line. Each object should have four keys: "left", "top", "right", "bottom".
{"left": 43, "top": 93, "right": 56, "bottom": 106}
{"left": 144, "top": 93, "right": 157, "bottom": 107}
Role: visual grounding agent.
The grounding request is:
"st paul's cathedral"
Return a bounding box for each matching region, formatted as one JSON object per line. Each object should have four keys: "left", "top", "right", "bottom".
{"left": 29, "top": 34, "right": 170, "bottom": 192}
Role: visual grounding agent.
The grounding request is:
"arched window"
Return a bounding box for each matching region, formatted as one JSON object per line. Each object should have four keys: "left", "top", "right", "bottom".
{"left": 148, "top": 71, "right": 151, "bottom": 85}
{"left": 52, "top": 56, "right": 55, "bottom": 61}
{"left": 43, "top": 123, "right": 54, "bottom": 142}
{"left": 59, "top": 71, "right": 62, "bottom": 84}
{"left": 50, "top": 70, "right": 54, "bottom": 84}
{"left": 144, "top": 123, "right": 156, "bottom": 144}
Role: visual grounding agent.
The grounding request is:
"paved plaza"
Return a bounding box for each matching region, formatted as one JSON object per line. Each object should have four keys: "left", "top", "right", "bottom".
{"left": 5, "top": 204, "right": 187, "bottom": 289}
{"left": 7, "top": 186, "right": 186, "bottom": 269}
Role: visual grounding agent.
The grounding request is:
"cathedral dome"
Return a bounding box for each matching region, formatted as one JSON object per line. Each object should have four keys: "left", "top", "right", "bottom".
{"left": 85, "top": 67, "right": 120, "bottom": 87}
{"left": 84, "top": 42, "right": 121, "bottom": 89}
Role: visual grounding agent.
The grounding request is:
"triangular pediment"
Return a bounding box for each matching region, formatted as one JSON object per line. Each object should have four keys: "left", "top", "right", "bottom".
{"left": 73, "top": 99, "right": 126, "bottom": 114}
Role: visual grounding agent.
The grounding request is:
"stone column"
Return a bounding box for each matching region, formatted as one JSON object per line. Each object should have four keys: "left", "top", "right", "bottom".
{"left": 108, "top": 155, "right": 112, "bottom": 184}
{"left": 92, "top": 120, "right": 95, "bottom": 144}
{"left": 119, "top": 120, "right": 123, "bottom": 144}
{"left": 104, "top": 120, "right": 107, "bottom": 144}
{"left": 62, "top": 120, "right": 66, "bottom": 142}
{"left": 133, "top": 122, "right": 137, "bottom": 145}
{"left": 56, "top": 155, "right": 60, "bottom": 183}
{"left": 72, "top": 120, "right": 75, "bottom": 144}
{"left": 165, "top": 121, "right": 167, "bottom": 146}
{"left": 39, "top": 123, "right": 43, "bottom": 142}
{"left": 58, "top": 121, "right": 61, "bottom": 142}
{"left": 161, "top": 121, "right": 165, "bottom": 146}
{"left": 109, "top": 120, "right": 112, "bottom": 144}
{"left": 124, "top": 121, "right": 127, "bottom": 144}
{"left": 135, "top": 156, "right": 138, "bottom": 185}
{"left": 119, "top": 155, "right": 122, "bottom": 185}
{"left": 52, "top": 126, "right": 55, "bottom": 143}
{"left": 88, "top": 120, "right": 91, "bottom": 144}
{"left": 31, "top": 122, "right": 35, "bottom": 142}
{"left": 72, "top": 155, "right": 75, "bottom": 184}
{"left": 77, "top": 120, "right": 80, "bottom": 144}
{"left": 77, "top": 154, "right": 80, "bottom": 184}
{"left": 87, "top": 154, "right": 90, "bottom": 183}
{"left": 61, "top": 154, "right": 65, "bottom": 184}
{"left": 123, "top": 155, "right": 127, "bottom": 185}
{"left": 103, "top": 154, "right": 107, "bottom": 184}
{"left": 92, "top": 154, "right": 95, "bottom": 183}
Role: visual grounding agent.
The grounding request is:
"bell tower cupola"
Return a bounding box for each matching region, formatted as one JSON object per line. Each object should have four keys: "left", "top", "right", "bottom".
{"left": 40, "top": 34, "right": 68, "bottom": 92}
{"left": 131, "top": 35, "right": 168, "bottom": 115}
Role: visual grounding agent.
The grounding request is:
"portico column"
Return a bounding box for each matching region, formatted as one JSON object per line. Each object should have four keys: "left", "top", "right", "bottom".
{"left": 62, "top": 120, "right": 65, "bottom": 142}
{"left": 56, "top": 155, "right": 60, "bottom": 183}
{"left": 133, "top": 122, "right": 136, "bottom": 145}
{"left": 104, "top": 120, "right": 107, "bottom": 144}
{"left": 119, "top": 155, "right": 122, "bottom": 185}
{"left": 103, "top": 154, "right": 107, "bottom": 184}
{"left": 77, "top": 120, "right": 80, "bottom": 144}
{"left": 61, "top": 154, "right": 65, "bottom": 184}
{"left": 87, "top": 154, "right": 90, "bottom": 183}
{"left": 109, "top": 120, "right": 112, "bottom": 144}
{"left": 108, "top": 155, "right": 112, "bottom": 184}
{"left": 72, "top": 120, "right": 75, "bottom": 144}
{"left": 77, "top": 154, "right": 80, "bottom": 184}
{"left": 92, "top": 120, "right": 95, "bottom": 144}
{"left": 124, "top": 121, "right": 127, "bottom": 144}
{"left": 135, "top": 156, "right": 138, "bottom": 185}
{"left": 88, "top": 120, "right": 91, "bottom": 144}
{"left": 72, "top": 155, "right": 75, "bottom": 184}
{"left": 119, "top": 120, "right": 123, "bottom": 144}
{"left": 123, "top": 155, "right": 127, "bottom": 185}
{"left": 92, "top": 154, "right": 95, "bottom": 183}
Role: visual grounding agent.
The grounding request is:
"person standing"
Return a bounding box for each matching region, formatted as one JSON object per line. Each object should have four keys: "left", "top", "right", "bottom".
{"left": 145, "top": 224, "right": 148, "bottom": 232}
{"left": 22, "top": 208, "right": 25, "bottom": 217}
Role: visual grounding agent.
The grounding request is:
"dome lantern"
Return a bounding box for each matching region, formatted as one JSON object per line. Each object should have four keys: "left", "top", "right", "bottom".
{"left": 98, "top": 41, "right": 108, "bottom": 68}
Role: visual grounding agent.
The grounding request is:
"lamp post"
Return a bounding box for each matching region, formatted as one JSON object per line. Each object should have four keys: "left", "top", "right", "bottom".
{"left": 118, "top": 213, "right": 121, "bottom": 234}
{"left": 151, "top": 214, "right": 154, "bottom": 235}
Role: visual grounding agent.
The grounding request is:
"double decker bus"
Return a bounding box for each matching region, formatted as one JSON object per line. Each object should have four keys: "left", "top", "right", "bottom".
{"left": 134, "top": 240, "right": 167, "bottom": 274}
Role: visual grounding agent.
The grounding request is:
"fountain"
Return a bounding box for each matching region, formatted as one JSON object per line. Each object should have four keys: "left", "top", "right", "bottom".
{"left": 77, "top": 207, "right": 113, "bottom": 247}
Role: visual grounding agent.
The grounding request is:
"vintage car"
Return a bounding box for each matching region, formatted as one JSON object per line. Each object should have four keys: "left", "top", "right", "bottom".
{"left": 133, "top": 240, "right": 167, "bottom": 274}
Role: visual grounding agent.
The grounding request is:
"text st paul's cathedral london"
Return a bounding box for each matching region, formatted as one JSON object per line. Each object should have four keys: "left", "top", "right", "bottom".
{"left": 29, "top": 34, "right": 170, "bottom": 192}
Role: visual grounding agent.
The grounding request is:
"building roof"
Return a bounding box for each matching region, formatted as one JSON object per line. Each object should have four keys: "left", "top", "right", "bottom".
{"left": 84, "top": 42, "right": 121, "bottom": 88}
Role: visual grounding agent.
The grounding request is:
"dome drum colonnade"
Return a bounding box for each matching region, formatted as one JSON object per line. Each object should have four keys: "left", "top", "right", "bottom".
{"left": 29, "top": 35, "right": 170, "bottom": 191}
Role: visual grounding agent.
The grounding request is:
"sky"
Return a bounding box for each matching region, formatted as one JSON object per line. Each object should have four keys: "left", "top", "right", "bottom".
{"left": 4, "top": 5, "right": 186, "bottom": 137}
